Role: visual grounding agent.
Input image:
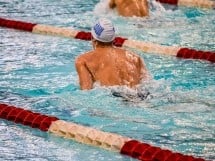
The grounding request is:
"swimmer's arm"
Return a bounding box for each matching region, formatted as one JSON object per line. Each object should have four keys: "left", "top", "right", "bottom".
{"left": 109, "top": 0, "right": 116, "bottom": 8}
{"left": 75, "top": 57, "right": 93, "bottom": 90}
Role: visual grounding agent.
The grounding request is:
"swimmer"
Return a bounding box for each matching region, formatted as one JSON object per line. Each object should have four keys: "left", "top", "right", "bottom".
{"left": 109, "top": 0, "right": 149, "bottom": 17}
{"left": 75, "top": 18, "right": 149, "bottom": 90}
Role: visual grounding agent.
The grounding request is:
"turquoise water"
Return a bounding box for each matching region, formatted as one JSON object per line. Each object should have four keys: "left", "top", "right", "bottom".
{"left": 0, "top": 0, "right": 215, "bottom": 160}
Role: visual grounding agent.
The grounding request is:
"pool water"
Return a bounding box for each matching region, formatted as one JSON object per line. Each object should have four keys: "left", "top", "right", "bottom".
{"left": 0, "top": 0, "right": 215, "bottom": 160}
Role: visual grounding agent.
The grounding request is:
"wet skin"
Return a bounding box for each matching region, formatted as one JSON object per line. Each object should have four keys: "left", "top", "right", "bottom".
{"left": 75, "top": 40, "right": 148, "bottom": 90}
{"left": 109, "top": 0, "right": 149, "bottom": 17}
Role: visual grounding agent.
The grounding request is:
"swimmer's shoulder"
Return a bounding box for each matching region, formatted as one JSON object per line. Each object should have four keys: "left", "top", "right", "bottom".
{"left": 82, "top": 50, "right": 96, "bottom": 57}
{"left": 113, "top": 47, "right": 141, "bottom": 60}
{"left": 121, "top": 48, "right": 140, "bottom": 57}
{"left": 76, "top": 50, "right": 95, "bottom": 62}
{"left": 113, "top": 47, "right": 128, "bottom": 54}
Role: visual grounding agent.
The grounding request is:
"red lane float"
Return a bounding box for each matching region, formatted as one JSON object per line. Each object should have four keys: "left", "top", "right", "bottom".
{"left": 0, "top": 18, "right": 36, "bottom": 32}
{"left": 121, "top": 140, "right": 205, "bottom": 161}
{"left": 0, "top": 17, "right": 214, "bottom": 63}
{"left": 156, "top": 0, "right": 215, "bottom": 9}
{"left": 0, "top": 103, "right": 58, "bottom": 131}
{"left": 113, "top": 37, "right": 128, "bottom": 47}
{"left": 156, "top": 0, "right": 178, "bottom": 5}
{"left": 177, "top": 48, "right": 215, "bottom": 62}
{"left": 0, "top": 103, "right": 207, "bottom": 161}
{"left": 75, "top": 31, "right": 92, "bottom": 41}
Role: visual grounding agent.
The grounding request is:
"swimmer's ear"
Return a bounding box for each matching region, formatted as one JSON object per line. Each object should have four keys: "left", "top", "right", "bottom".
{"left": 109, "top": 0, "right": 116, "bottom": 8}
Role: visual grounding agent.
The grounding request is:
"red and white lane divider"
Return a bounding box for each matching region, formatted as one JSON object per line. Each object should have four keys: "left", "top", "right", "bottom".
{"left": 0, "top": 17, "right": 214, "bottom": 63}
{"left": 156, "top": 0, "right": 215, "bottom": 9}
{"left": 0, "top": 103, "right": 206, "bottom": 161}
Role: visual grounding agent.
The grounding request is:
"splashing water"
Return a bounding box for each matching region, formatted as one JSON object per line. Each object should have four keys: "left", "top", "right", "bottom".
{"left": 0, "top": 0, "right": 215, "bottom": 160}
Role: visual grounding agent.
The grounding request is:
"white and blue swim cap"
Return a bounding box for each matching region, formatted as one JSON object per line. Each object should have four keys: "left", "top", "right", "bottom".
{"left": 91, "top": 18, "right": 115, "bottom": 43}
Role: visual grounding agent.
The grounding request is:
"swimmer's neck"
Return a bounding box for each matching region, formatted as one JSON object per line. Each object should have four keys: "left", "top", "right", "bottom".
{"left": 93, "top": 40, "right": 114, "bottom": 50}
{"left": 94, "top": 44, "right": 113, "bottom": 49}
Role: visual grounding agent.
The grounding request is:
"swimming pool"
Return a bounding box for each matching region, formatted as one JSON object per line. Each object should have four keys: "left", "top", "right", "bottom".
{"left": 0, "top": 0, "right": 215, "bottom": 160}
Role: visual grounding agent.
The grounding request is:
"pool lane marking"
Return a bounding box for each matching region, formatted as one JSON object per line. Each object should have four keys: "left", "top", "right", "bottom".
{"left": 0, "top": 103, "right": 206, "bottom": 161}
{"left": 0, "top": 17, "right": 214, "bottom": 63}
{"left": 156, "top": 0, "right": 215, "bottom": 9}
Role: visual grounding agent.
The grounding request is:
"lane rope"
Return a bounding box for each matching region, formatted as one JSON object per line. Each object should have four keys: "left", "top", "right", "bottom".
{"left": 156, "top": 0, "right": 215, "bottom": 9}
{"left": 0, "top": 17, "right": 214, "bottom": 63}
{"left": 0, "top": 103, "right": 206, "bottom": 161}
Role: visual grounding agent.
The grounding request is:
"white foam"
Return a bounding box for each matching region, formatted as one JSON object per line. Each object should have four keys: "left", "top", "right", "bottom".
{"left": 93, "top": 0, "right": 116, "bottom": 16}
{"left": 94, "top": 0, "right": 144, "bottom": 17}
{"left": 150, "top": 0, "right": 167, "bottom": 13}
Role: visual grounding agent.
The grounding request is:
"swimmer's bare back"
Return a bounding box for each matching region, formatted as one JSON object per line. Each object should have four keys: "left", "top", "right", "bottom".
{"left": 109, "top": 0, "right": 149, "bottom": 17}
{"left": 75, "top": 46, "right": 148, "bottom": 90}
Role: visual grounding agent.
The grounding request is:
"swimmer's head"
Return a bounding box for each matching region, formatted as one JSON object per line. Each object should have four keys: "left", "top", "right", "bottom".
{"left": 91, "top": 18, "right": 115, "bottom": 43}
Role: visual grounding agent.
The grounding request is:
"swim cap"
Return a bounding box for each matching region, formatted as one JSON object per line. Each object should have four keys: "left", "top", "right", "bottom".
{"left": 91, "top": 18, "right": 115, "bottom": 43}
